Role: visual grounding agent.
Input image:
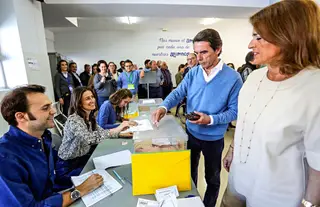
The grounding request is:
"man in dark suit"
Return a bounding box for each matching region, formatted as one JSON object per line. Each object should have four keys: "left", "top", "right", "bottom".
{"left": 118, "top": 61, "right": 125, "bottom": 73}
{"left": 80, "top": 64, "right": 91, "bottom": 86}
{"left": 69, "top": 62, "right": 83, "bottom": 88}
{"left": 183, "top": 53, "right": 198, "bottom": 77}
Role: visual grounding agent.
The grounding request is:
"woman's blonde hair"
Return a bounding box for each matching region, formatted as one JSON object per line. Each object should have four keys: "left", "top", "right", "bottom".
{"left": 250, "top": 0, "right": 320, "bottom": 75}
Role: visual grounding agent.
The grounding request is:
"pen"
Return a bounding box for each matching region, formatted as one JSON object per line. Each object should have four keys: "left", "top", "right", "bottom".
{"left": 124, "top": 177, "right": 132, "bottom": 185}
{"left": 159, "top": 200, "right": 165, "bottom": 207}
{"left": 113, "top": 170, "right": 126, "bottom": 185}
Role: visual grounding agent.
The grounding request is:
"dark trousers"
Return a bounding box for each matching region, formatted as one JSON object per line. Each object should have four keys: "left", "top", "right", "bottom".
{"left": 161, "top": 85, "right": 172, "bottom": 100}
{"left": 138, "top": 84, "right": 147, "bottom": 99}
{"left": 149, "top": 86, "right": 162, "bottom": 98}
{"left": 187, "top": 130, "right": 224, "bottom": 207}
{"left": 62, "top": 95, "right": 71, "bottom": 116}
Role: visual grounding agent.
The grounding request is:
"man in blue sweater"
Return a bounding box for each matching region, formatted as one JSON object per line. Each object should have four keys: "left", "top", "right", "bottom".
{"left": 152, "top": 29, "right": 243, "bottom": 207}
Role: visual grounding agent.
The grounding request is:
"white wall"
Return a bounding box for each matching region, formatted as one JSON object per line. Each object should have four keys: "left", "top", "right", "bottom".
{"left": 45, "top": 29, "right": 56, "bottom": 52}
{"left": 54, "top": 19, "right": 252, "bottom": 85}
{"left": 0, "top": 0, "right": 55, "bottom": 134}
{"left": 13, "top": 0, "right": 55, "bottom": 100}
{"left": 0, "top": 0, "right": 28, "bottom": 88}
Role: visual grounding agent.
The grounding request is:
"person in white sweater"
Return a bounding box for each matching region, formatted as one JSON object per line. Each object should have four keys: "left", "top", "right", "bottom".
{"left": 221, "top": 1, "right": 320, "bottom": 207}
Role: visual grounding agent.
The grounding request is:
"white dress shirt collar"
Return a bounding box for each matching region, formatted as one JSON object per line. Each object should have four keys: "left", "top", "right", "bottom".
{"left": 61, "top": 71, "right": 68, "bottom": 78}
{"left": 201, "top": 59, "right": 224, "bottom": 83}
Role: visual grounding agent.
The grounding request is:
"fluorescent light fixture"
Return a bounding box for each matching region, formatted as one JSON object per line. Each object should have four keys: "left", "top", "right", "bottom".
{"left": 200, "top": 18, "right": 221, "bottom": 25}
{"left": 118, "top": 16, "right": 139, "bottom": 24}
{"left": 65, "top": 17, "right": 78, "bottom": 27}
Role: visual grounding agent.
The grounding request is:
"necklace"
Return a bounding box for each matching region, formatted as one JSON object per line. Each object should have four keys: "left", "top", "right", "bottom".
{"left": 239, "top": 73, "right": 281, "bottom": 164}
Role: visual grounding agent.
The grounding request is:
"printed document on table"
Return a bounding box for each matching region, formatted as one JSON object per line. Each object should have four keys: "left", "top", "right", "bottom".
{"left": 93, "top": 150, "right": 132, "bottom": 170}
{"left": 177, "top": 197, "right": 205, "bottom": 207}
{"left": 71, "top": 169, "right": 122, "bottom": 207}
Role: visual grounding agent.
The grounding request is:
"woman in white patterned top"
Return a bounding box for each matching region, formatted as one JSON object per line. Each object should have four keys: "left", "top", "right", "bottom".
{"left": 55, "top": 87, "right": 131, "bottom": 189}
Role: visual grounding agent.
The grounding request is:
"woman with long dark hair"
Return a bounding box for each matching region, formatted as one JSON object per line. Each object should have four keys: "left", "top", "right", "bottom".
{"left": 88, "top": 63, "right": 99, "bottom": 89}
{"left": 94, "top": 60, "right": 117, "bottom": 108}
{"left": 56, "top": 87, "right": 130, "bottom": 188}
{"left": 54, "top": 59, "right": 74, "bottom": 115}
{"left": 108, "top": 62, "right": 119, "bottom": 81}
{"left": 97, "top": 89, "right": 137, "bottom": 129}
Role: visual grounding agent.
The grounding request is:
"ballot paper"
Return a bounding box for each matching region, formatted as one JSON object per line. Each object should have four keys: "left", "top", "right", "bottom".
{"left": 93, "top": 150, "right": 132, "bottom": 170}
{"left": 142, "top": 99, "right": 156, "bottom": 104}
{"left": 71, "top": 169, "right": 122, "bottom": 207}
{"left": 136, "top": 196, "right": 204, "bottom": 207}
{"left": 121, "top": 119, "right": 153, "bottom": 133}
{"left": 136, "top": 194, "right": 177, "bottom": 207}
{"left": 155, "top": 186, "right": 179, "bottom": 202}
{"left": 136, "top": 198, "right": 160, "bottom": 207}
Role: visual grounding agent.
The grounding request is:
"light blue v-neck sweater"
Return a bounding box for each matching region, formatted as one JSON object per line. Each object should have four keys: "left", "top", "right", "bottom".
{"left": 161, "top": 64, "right": 243, "bottom": 141}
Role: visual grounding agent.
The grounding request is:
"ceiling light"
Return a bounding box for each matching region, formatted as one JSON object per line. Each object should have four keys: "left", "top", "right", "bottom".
{"left": 119, "top": 16, "right": 139, "bottom": 24}
{"left": 200, "top": 18, "right": 221, "bottom": 25}
{"left": 65, "top": 17, "right": 78, "bottom": 27}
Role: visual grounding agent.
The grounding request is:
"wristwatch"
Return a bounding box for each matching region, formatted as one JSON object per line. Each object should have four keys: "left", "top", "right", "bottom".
{"left": 302, "top": 199, "right": 318, "bottom": 207}
{"left": 70, "top": 189, "right": 81, "bottom": 201}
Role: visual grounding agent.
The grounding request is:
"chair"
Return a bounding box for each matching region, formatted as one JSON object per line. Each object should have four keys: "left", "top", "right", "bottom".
{"left": 51, "top": 133, "right": 63, "bottom": 151}
{"left": 53, "top": 102, "right": 67, "bottom": 137}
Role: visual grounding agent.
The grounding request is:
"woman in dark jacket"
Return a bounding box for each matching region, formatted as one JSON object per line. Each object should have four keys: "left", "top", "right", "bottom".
{"left": 54, "top": 60, "right": 74, "bottom": 115}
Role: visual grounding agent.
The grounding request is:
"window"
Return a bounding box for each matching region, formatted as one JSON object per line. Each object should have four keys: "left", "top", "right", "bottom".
{"left": 0, "top": 54, "right": 7, "bottom": 89}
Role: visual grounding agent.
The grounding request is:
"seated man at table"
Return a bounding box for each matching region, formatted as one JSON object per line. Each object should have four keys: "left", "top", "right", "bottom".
{"left": 0, "top": 84, "right": 104, "bottom": 206}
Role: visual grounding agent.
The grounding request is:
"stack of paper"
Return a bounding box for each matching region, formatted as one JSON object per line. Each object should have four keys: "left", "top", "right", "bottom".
{"left": 93, "top": 150, "right": 132, "bottom": 170}
{"left": 121, "top": 119, "right": 153, "bottom": 133}
{"left": 71, "top": 169, "right": 122, "bottom": 207}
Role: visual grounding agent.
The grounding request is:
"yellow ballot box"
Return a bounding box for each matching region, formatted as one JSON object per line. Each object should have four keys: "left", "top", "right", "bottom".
{"left": 131, "top": 150, "right": 191, "bottom": 196}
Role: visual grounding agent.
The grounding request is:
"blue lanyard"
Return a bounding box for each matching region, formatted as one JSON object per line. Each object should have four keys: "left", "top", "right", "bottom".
{"left": 124, "top": 72, "right": 134, "bottom": 83}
